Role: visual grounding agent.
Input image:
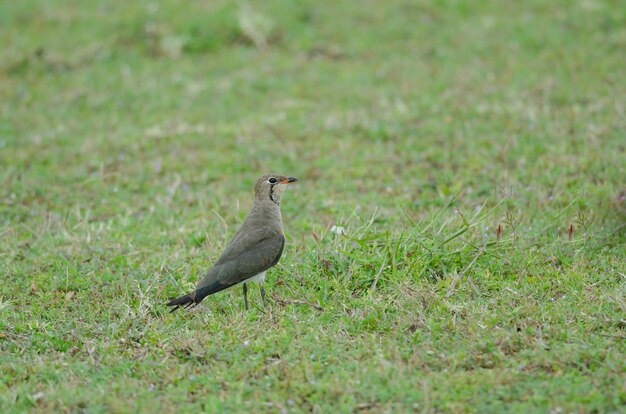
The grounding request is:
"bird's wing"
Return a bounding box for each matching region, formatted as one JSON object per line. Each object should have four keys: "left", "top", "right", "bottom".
{"left": 195, "top": 226, "right": 285, "bottom": 291}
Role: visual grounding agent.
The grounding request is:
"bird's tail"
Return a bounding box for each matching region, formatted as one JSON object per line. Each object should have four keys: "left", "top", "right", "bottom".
{"left": 166, "top": 283, "right": 228, "bottom": 313}
{"left": 166, "top": 293, "right": 197, "bottom": 313}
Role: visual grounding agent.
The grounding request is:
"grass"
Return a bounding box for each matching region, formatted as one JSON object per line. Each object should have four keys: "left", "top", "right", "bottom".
{"left": 1, "top": 0, "right": 625, "bottom": 412}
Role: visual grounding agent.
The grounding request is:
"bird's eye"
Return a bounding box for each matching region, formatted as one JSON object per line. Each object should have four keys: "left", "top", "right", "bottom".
{"left": 268, "top": 177, "right": 277, "bottom": 184}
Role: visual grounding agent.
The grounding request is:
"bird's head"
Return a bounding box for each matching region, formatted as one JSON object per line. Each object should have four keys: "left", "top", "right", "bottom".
{"left": 254, "top": 174, "right": 298, "bottom": 205}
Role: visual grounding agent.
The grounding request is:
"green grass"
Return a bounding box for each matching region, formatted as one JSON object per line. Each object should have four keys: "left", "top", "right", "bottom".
{"left": 1, "top": 0, "right": 625, "bottom": 412}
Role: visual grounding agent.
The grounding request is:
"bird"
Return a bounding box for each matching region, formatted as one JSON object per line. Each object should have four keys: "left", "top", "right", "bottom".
{"left": 167, "top": 174, "right": 298, "bottom": 312}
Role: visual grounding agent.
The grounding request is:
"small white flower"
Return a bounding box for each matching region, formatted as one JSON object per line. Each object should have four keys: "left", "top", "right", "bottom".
{"left": 330, "top": 226, "right": 347, "bottom": 236}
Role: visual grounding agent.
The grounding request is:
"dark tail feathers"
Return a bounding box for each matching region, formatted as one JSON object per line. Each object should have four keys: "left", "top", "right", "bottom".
{"left": 166, "top": 283, "right": 230, "bottom": 313}
{"left": 166, "top": 293, "right": 197, "bottom": 313}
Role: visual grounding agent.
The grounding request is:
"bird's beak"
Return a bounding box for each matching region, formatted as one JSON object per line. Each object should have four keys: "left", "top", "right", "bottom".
{"left": 282, "top": 177, "right": 298, "bottom": 184}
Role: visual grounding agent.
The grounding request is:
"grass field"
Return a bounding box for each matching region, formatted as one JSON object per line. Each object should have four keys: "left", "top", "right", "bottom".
{"left": 1, "top": 0, "right": 625, "bottom": 412}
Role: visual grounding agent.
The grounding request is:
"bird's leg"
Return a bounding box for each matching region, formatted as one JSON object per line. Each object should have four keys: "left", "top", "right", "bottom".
{"left": 260, "top": 282, "right": 266, "bottom": 307}
{"left": 243, "top": 282, "right": 249, "bottom": 310}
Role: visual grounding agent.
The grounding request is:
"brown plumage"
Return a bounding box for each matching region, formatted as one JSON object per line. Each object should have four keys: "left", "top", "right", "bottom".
{"left": 167, "top": 174, "right": 298, "bottom": 312}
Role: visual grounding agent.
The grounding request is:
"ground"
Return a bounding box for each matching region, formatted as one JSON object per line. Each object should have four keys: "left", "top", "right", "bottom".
{"left": 1, "top": 0, "right": 625, "bottom": 412}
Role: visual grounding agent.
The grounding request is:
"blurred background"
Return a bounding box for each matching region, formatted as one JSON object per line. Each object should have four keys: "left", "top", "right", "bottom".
{"left": 2, "top": 0, "right": 624, "bottom": 226}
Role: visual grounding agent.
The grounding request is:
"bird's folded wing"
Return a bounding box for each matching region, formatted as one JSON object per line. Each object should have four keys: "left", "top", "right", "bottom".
{"left": 196, "top": 227, "right": 285, "bottom": 290}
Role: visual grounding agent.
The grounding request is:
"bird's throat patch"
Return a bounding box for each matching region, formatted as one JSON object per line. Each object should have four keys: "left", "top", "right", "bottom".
{"left": 269, "top": 184, "right": 279, "bottom": 204}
